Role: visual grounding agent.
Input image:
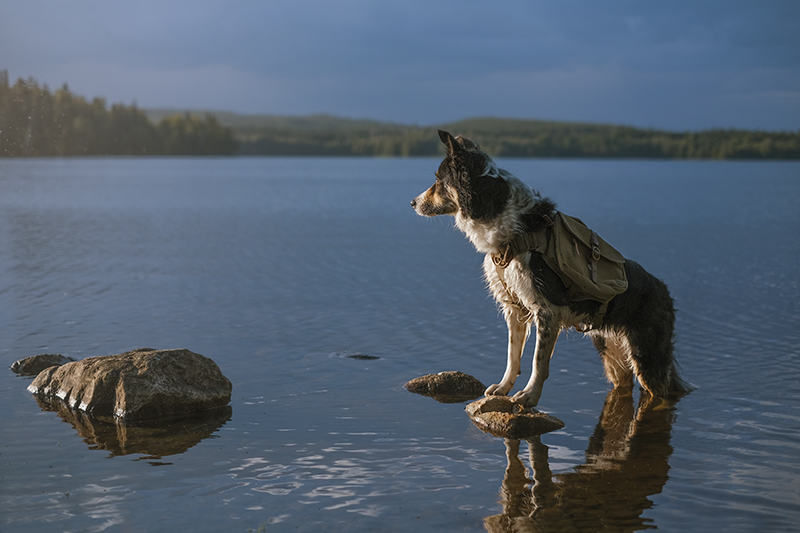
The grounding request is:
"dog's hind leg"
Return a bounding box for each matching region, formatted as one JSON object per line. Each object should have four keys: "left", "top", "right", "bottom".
{"left": 512, "top": 312, "right": 560, "bottom": 408}
{"left": 486, "top": 305, "right": 531, "bottom": 397}
{"left": 592, "top": 332, "right": 634, "bottom": 390}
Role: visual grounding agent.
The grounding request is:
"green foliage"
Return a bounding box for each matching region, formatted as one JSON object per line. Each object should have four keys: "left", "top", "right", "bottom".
{"left": 218, "top": 113, "right": 799, "bottom": 159}
{"left": 158, "top": 113, "right": 238, "bottom": 156}
{"left": 0, "top": 71, "right": 238, "bottom": 156}
{"left": 439, "top": 117, "right": 800, "bottom": 159}
{"left": 2, "top": 71, "right": 797, "bottom": 159}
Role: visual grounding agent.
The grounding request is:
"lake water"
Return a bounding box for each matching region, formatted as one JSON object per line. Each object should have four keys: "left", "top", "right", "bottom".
{"left": 1, "top": 157, "right": 799, "bottom": 532}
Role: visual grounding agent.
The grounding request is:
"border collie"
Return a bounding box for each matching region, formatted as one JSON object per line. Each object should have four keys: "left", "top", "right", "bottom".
{"left": 411, "top": 131, "right": 693, "bottom": 408}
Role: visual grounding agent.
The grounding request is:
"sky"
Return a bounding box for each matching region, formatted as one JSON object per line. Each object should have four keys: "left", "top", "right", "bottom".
{"left": 1, "top": 0, "right": 798, "bottom": 131}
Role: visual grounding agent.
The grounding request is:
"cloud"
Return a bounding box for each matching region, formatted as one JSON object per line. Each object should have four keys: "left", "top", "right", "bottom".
{"left": 1, "top": 0, "right": 798, "bottom": 130}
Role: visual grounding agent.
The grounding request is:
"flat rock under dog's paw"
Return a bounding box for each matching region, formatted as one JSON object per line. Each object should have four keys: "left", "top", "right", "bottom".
{"left": 404, "top": 371, "right": 485, "bottom": 403}
{"left": 466, "top": 396, "right": 564, "bottom": 439}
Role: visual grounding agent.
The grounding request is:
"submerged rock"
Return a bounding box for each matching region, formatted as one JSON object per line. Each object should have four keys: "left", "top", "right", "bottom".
{"left": 345, "top": 353, "right": 379, "bottom": 360}
{"left": 11, "top": 354, "right": 75, "bottom": 376}
{"left": 466, "top": 396, "right": 564, "bottom": 439}
{"left": 28, "top": 348, "right": 232, "bottom": 420}
{"left": 404, "top": 371, "right": 485, "bottom": 403}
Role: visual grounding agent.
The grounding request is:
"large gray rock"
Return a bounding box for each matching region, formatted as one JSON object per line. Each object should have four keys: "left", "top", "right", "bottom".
{"left": 466, "top": 396, "right": 564, "bottom": 439}
{"left": 28, "top": 348, "right": 232, "bottom": 420}
{"left": 11, "top": 354, "right": 75, "bottom": 376}
{"left": 404, "top": 371, "right": 485, "bottom": 403}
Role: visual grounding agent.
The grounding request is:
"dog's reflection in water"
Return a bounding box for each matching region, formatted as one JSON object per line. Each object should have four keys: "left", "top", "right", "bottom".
{"left": 484, "top": 389, "right": 676, "bottom": 532}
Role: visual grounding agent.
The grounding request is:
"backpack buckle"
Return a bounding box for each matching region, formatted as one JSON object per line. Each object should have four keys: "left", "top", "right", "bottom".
{"left": 492, "top": 246, "right": 512, "bottom": 268}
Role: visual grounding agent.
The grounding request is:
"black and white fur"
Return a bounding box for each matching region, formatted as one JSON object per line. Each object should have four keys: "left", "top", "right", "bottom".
{"left": 411, "top": 131, "right": 693, "bottom": 408}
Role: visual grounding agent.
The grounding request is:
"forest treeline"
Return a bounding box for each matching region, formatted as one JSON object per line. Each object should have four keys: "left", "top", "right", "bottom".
{"left": 0, "top": 71, "right": 237, "bottom": 156}
{"left": 2, "top": 72, "right": 799, "bottom": 159}
{"left": 227, "top": 115, "right": 800, "bottom": 159}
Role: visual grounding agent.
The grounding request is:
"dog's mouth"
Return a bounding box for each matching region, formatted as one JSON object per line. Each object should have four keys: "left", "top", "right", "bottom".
{"left": 410, "top": 195, "right": 431, "bottom": 216}
{"left": 410, "top": 196, "right": 423, "bottom": 213}
{"left": 410, "top": 197, "right": 457, "bottom": 217}
{"left": 411, "top": 186, "right": 458, "bottom": 217}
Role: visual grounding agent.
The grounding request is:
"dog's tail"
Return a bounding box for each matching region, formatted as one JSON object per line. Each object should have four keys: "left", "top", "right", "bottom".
{"left": 669, "top": 365, "right": 696, "bottom": 395}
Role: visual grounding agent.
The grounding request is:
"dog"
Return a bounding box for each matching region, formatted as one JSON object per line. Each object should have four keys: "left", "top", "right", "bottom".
{"left": 411, "top": 130, "right": 693, "bottom": 408}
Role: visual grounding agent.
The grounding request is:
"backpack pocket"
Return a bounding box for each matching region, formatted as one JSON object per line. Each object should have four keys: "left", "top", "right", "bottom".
{"left": 550, "top": 213, "right": 628, "bottom": 303}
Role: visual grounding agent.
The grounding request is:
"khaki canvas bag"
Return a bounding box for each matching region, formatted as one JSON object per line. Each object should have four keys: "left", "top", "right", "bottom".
{"left": 550, "top": 213, "right": 628, "bottom": 303}
{"left": 492, "top": 211, "right": 628, "bottom": 326}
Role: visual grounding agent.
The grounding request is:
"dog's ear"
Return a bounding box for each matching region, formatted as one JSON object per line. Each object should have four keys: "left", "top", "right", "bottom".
{"left": 438, "top": 130, "right": 463, "bottom": 155}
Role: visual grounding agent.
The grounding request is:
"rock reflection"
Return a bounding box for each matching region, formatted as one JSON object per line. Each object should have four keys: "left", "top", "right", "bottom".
{"left": 484, "top": 389, "right": 676, "bottom": 532}
{"left": 35, "top": 395, "right": 231, "bottom": 459}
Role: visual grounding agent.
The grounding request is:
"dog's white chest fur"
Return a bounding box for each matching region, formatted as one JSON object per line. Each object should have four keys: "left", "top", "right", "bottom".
{"left": 483, "top": 254, "right": 539, "bottom": 316}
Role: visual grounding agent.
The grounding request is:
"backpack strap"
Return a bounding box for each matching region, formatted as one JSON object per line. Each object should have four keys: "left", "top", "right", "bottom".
{"left": 491, "top": 214, "right": 555, "bottom": 268}
{"left": 589, "top": 230, "right": 601, "bottom": 283}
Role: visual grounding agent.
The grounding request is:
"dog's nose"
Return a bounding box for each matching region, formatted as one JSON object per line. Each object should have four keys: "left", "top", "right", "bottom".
{"left": 410, "top": 198, "right": 417, "bottom": 209}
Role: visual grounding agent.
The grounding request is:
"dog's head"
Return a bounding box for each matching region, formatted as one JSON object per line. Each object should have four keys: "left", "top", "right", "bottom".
{"left": 411, "top": 130, "right": 510, "bottom": 221}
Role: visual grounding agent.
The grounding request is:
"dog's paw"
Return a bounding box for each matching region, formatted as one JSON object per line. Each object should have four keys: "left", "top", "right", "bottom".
{"left": 511, "top": 390, "right": 539, "bottom": 408}
{"left": 485, "top": 383, "right": 512, "bottom": 396}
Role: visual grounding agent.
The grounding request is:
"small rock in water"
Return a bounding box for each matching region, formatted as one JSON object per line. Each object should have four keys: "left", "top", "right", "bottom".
{"left": 11, "top": 354, "right": 75, "bottom": 376}
{"left": 346, "top": 353, "right": 379, "bottom": 360}
{"left": 404, "top": 371, "right": 485, "bottom": 403}
{"left": 466, "top": 396, "right": 564, "bottom": 439}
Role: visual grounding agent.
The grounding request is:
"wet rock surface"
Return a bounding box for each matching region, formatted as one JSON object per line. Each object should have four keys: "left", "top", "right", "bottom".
{"left": 466, "top": 396, "right": 565, "bottom": 439}
{"left": 11, "top": 354, "right": 76, "bottom": 376}
{"left": 28, "top": 348, "right": 232, "bottom": 420}
{"left": 404, "top": 371, "right": 486, "bottom": 403}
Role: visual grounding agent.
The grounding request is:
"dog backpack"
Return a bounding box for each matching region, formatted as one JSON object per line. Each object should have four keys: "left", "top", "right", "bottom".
{"left": 492, "top": 212, "right": 628, "bottom": 326}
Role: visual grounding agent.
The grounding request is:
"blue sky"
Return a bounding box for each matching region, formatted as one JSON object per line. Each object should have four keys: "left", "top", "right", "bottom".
{"left": 1, "top": 0, "right": 798, "bottom": 131}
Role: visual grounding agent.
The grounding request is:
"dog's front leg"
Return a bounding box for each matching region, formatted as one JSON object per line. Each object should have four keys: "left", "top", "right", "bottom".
{"left": 513, "top": 315, "right": 560, "bottom": 408}
{"left": 485, "top": 306, "right": 530, "bottom": 397}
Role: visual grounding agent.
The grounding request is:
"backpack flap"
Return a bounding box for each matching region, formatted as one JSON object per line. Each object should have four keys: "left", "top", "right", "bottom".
{"left": 551, "top": 213, "right": 628, "bottom": 303}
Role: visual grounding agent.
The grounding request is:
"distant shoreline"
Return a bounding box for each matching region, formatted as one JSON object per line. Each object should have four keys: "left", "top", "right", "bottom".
{"left": 148, "top": 110, "right": 800, "bottom": 160}
{"left": 2, "top": 71, "right": 797, "bottom": 159}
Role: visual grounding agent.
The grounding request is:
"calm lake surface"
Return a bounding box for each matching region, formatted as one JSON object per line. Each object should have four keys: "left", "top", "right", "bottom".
{"left": 1, "top": 157, "right": 799, "bottom": 532}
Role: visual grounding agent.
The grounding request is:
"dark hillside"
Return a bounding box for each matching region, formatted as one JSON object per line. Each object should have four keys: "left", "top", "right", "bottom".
{"left": 2, "top": 71, "right": 797, "bottom": 159}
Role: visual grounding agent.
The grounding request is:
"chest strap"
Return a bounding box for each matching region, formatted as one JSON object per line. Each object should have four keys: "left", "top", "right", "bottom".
{"left": 491, "top": 216, "right": 554, "bottom": 269}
